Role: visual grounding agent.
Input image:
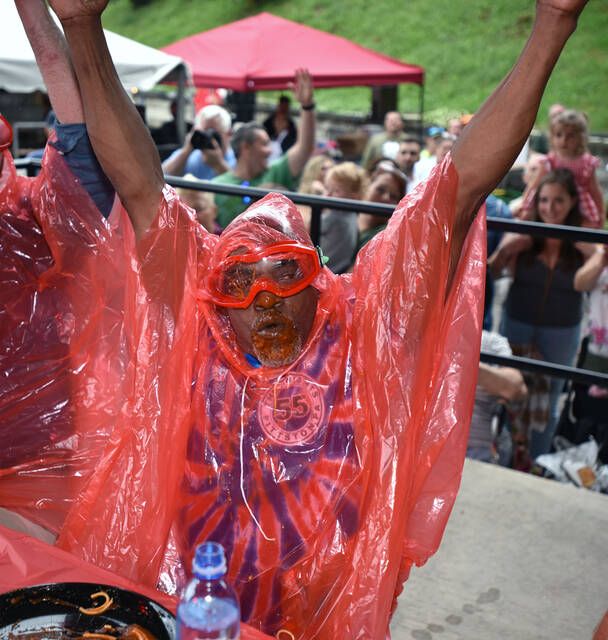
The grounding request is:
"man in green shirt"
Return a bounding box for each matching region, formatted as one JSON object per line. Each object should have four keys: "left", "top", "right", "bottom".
{"left": 213, "top": 69, "right": 316, "bottom": 229}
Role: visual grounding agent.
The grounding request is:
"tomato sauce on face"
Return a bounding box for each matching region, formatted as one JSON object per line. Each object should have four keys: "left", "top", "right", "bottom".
{"left": 251, "top": 313, "right": 302, "bottom": 368}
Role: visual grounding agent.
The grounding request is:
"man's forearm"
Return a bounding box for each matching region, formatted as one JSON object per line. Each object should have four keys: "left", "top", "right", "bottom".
{"left": 59, "top": 14, "right": 163, "bottom": 236}
{"left": 478, "top": 364, "right": 527, "bottom": 402}
{"left": 287, "top": 110, "right": 315, "bottom": 177}
{"left": 574, "top": 249, "right": 606, "bottom": 292}
{"left": 444, "top": 2, "right": 585, "bottom": 289}
{"left": 16, "top": 0, "right": 83, "bottom": 124}
{"left": 162, "top": 147, "right": 190, "bottom": 176}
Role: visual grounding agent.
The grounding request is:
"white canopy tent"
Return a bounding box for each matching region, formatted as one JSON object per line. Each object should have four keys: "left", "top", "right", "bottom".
{"left": 0, "top": 3, "right": 185, "bottom": 93}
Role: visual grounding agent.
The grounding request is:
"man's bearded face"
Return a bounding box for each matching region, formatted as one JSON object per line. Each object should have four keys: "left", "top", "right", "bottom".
{"left": 226, "top": 286, "right": 318, "bottom": 368}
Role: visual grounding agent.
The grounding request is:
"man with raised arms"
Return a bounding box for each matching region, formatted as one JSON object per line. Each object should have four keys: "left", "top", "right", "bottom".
{"left": 33, "top": 1, "right": 589, "bottom": 638}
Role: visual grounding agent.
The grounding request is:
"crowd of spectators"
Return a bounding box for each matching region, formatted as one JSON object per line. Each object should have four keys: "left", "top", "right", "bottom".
{"left": 156, "top": 89, "right": 607, "bottom": 475}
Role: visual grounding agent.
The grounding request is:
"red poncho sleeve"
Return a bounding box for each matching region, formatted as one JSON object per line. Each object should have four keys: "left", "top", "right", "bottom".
{"left": 337, "top": 157, "right": 485, "bottom": 638}
{"left": 0, "top": 144, "right": 206, "bottom": 586}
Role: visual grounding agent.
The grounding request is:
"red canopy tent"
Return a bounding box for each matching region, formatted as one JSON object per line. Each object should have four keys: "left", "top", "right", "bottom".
{"left": 162, "top": 12, "right": 424, "bottom": 91}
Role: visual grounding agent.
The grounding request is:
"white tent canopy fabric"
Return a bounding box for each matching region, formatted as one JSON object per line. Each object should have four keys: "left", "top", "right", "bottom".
{"left": 0, "top": 4, "right": 184, "bottom": 93}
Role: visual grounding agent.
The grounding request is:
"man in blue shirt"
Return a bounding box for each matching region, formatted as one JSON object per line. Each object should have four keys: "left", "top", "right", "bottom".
{"left": 161, "top": 104, "right": 235, "bottom": 181}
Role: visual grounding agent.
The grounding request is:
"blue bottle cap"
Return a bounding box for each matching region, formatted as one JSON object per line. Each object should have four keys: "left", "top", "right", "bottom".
{"left": 192, "top": 541, "right": 227, "bottom": 580}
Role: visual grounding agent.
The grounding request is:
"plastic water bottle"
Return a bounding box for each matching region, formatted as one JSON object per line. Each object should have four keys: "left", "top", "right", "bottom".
{"left": 176, "top": 541, "right": 241, "bottom": 640}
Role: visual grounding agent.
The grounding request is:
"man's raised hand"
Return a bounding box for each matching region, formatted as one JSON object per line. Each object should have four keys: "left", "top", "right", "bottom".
{"left": 292, "top": 68, "right": 314, "bottom": 108}
{"left": 47, "top": 0, "right": 109, "bottom": 22}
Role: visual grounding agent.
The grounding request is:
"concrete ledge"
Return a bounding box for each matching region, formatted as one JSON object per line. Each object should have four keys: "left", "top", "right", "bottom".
{"left": 391, "top": 459, "right": 608, "bottom": 640}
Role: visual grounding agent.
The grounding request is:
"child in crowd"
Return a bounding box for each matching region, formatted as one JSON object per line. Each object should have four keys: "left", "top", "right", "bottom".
{"left": 320, "top": 162, "right": 367, "bottom": 273}
{"left": 298, "top": 153, "right": 335, "bottom": 197}
{"left": 522, "top": 109, "right": 605, "bottom": 228}
{"left": 509, "top": 152, "right": 547, "bottom": 218}
{"left": 296, "top": 154, "right": 335, "bottom": 229}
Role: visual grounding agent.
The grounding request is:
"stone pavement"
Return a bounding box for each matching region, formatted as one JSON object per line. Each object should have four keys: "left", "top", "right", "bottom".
{"left": 390, "top": 459, "right": 608, "bottom": 640}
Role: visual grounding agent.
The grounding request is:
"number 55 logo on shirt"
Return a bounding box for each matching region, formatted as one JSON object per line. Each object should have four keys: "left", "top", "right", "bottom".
{"left": 259, "top": 373, "right": 325, "bottom": 446}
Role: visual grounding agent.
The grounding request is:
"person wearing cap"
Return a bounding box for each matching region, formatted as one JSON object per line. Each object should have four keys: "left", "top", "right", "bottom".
{"left": 415, "top": 131, "right": 457, "bottom": 185}
{"left": 24, "top": 0, "right": 591, "bottom": 637}
{"left": 419, "top": 124, "right": 444, "bottom": 159}
{"left": 360, "top": 110, "right": 407, "bottom": 170}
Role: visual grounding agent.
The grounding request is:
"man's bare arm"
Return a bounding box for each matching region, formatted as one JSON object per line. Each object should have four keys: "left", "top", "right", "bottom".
{"left": 161, "top": 139, "right": 192, "bottom": 177}
{"left": 15, "top": 0, "right": 83, "bottom": 124}
{"left": 448, "top": 0, "right": 588, "bottom": 279}
{"left": 287, "top": 69, "right": 316, "bottom": 178}
{"left": 48, "top": 0, "right": 163, "bottom": 237}
{"left": 477, "top": 363, "right": 527, "bottom": 403}
{"left": 574, "top": 246, "right": 608, "bottom": 292}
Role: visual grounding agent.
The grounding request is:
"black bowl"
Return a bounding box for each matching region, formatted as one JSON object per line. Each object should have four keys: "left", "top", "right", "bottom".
{"left": 0, "top": 581, "right": 176, "bottom": 639}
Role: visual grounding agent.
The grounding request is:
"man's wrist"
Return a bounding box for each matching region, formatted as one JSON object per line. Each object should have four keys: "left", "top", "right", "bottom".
{"left": 301, "top": 102, "right": 316, "bottom": 111}
{"left": 59, "top": 13, "right": 103, "bottom": 29}
{"left": 533, "top": 4, "right": 578, "bottom": 40}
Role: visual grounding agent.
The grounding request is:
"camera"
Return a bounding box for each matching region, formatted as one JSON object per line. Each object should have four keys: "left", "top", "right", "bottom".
{"left": 191, "top": 128, "right": 222, "bottom": 151}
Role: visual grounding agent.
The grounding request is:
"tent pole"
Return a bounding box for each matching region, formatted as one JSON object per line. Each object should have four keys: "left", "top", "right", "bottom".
{"left": 176, "top": 64, "right": 187, "bottom": 144}
{"left": 418, "top": 83, "right": 425, "bottom": 143}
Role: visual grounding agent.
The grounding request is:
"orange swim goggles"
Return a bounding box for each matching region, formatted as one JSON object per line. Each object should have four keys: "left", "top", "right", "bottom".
{"left": 203, "top": 242, "right": 324, "bottom": 308}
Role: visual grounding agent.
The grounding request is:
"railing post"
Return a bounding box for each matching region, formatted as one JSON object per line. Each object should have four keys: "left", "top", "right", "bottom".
{"left": 309, "top": 205, "right": 323, "bottom": 247}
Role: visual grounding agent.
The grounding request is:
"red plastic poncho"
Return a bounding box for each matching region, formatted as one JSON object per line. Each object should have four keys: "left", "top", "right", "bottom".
{"left": 0, "top": 146, "right": 485, "bottom": 639}
{"left": 0, "top": 145, "right": 132, "bottom": 532}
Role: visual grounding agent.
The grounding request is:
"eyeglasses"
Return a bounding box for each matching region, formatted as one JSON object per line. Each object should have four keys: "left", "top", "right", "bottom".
{"left": 202, "top": 242, "right": 322, "bottom": 308}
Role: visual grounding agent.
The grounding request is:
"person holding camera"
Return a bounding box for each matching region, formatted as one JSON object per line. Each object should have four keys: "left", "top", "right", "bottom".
{"left": 161, "top": 104, "right": 234, "bottom": 181}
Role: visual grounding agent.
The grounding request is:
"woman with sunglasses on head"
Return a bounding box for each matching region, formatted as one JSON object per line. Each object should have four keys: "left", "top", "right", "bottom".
{"left": 21, "top": 0, "right": 592, "bottom": 638}
{"left": 355, "top": 158, "right": 407, "bottom": 254}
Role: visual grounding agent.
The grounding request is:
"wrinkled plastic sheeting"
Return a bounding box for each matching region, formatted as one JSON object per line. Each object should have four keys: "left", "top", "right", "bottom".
{"left": 0, "top": 146, "right": 485, "bottom": 640}
{"left": 0, "top": 524, "right": 273, "bottom": 640}
{"left": 0, "top": 145, "right": 200, "bottom": 587}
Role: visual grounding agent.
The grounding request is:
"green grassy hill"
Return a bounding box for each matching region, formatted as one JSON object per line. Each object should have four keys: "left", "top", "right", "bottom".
{"left": 102, "top": 0, "right": 608, "bottom": 132}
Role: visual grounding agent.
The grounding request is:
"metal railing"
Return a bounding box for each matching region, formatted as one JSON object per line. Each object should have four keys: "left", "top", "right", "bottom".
{"left": 14, "top": 158, "right": 608, "bottom": 387}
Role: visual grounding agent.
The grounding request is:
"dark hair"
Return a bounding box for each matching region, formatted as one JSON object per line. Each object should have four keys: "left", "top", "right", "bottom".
{"left": 231, "top": 122, "right": 265, "bottom": 158}
{"left": 527, "top": 168, "right": 583, "bottom": 269}
{"left": 401, "top": 137, "right": 421, "bottom": 148}
{"left": 532, "top": 168, "right": 581, "bottom": 226}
